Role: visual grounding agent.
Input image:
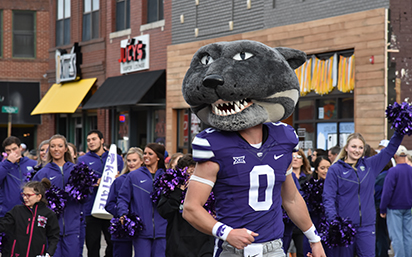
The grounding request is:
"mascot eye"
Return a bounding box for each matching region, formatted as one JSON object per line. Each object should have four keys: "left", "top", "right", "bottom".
{"left": 200, "top": 55, "right": 214, "bottom": 65}
{"left": 233, "top": 52, "right": 253, "bottom": 61}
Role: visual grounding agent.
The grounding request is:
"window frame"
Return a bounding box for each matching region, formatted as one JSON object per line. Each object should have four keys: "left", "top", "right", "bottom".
{"left": 82, "top": 0, "right": 100, "bottom": 41}
{"left": 147, "top": 0, "right": 164, "bottom": 24}
{"left": 56, "top": 0, "right": 71, "bottom": 46}
{"left": 12, "top": 11, "right": 36, "bottom": 59}
{"left": 293, "top": 92, "right": 354, "bottom": 150}
{"left": 115, "top": 0, "right": 130, "bottom": 31}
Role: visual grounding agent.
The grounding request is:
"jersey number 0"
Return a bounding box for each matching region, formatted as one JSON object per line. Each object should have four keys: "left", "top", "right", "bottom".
{"left": 248, "top": 165, "right": 275, "bottom": 211}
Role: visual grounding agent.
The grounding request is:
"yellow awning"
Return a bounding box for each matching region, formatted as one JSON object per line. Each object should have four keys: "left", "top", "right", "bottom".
{"left": 31, "top": 78, "right": 96, "bottom": 115}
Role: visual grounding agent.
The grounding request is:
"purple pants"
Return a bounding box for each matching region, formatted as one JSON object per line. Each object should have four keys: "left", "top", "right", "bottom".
{"left": 327, "top": 224, "right": 375, "bottom": 257}
{"left": 132, "top": 237, "right": 166, "bottom": 257}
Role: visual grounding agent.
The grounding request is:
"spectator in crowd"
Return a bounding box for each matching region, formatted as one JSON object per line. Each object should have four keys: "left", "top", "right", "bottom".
{"left": 0, "top": 136, "right": 37, "bottom": 217}
{"left": 27, "top": 149, "right": 38, "bottom": 160}
{"left": 33, "top": 134, "right": 81, "bottom": 257}
{"left": 117, "top": 143, "right": 167, "bottom": 257}
{"left": 328, "top": 146, "right": 340, "bottom": 163}
{"left": 307, "top": 148, "right": 328, "bottom": 169}
{"left": 21, "top": 143, "right": 27, "bottom": 155}
{"left": 68, "top": 142, "right": 78, "bottom": 163}
{"left": 167, "top": 152, "right": 184, "bottom": 169}
{"left": 374, "top": 160, "right": 393, "bottom": 257}
{"left": 302, "top": 156, "right": 331, "bottom": 255}
{"left": 105, "top": 147, "right": 144, "bottom": 257}
{"left": 407, "top": 154, "right": 412, "bottom": 166}
{"left": 323, "top": 131, "right": 404, "bottom": 257}
{"left": 78, "top": 130, "right": 124, "bottom": 257}
{"left": 292, "top": 149, "right": 311, "bottom": 187}
{"left": 0, "top": 179, "right": 60, "bottom": 257}
{"left": 35, "top": 140, "right": 50, "bottom": 170}
{"left": 380, "top": 145, "right": 412, "bottom": 257}
{"left": 376, "top": 140, "right": 389, "bottom": 153}
{"left": 158, "top": 153, "right": 214, "bottom": 257}
{"left": 286, "top": 149, "right": 311, "bottom": 257}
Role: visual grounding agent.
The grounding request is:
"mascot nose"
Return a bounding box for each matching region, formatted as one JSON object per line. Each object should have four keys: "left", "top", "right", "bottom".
{"left": 203, "top": 75, "right": 224, "bottom": 89}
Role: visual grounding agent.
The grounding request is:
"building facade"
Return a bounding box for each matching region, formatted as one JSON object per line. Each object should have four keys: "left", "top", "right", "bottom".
{"left": 28, "top": 0, "right": 171, "bottom": 153}
{"left": 166, "top": 0, "right": 412, "bottom": 154}
{"left": 0, "top": 1, "right": 49, "bottom": 150}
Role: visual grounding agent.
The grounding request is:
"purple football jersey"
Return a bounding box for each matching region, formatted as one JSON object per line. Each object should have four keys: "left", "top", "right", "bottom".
{"left": 192, "top": 122, "right": 299, "bottom": 243}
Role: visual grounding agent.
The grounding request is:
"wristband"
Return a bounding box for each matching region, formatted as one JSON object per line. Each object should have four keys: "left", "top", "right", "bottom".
{"left": 212, "top": 222, "right": 233, "bottom": 241}
{"left": 303, "top": 224, "right": 321, "bottom": 243}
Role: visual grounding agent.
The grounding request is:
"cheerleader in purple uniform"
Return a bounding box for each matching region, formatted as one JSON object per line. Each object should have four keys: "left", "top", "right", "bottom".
{"left": 33, "top": 134, "right": 82, "bottom": 257}
{"left": 105, "top": 147, "right": 143, "bottom": 257}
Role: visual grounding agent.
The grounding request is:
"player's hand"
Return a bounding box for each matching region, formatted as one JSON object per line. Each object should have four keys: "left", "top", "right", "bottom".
{"left": 7, "top": 152, "right": 21, "bottom": 163}
{"left": 226, "top": 228, "right": 259, "bottom": 250}
{"left": 308, "top": 241, "right": 326, "bottom": 257}
{"left": 380, "top": 213, "right": 386, "bottom": 218}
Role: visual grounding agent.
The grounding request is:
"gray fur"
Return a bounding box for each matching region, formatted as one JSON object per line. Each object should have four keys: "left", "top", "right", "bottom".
{"left": 182, "top": 40, "right": 306, "bottom": 131}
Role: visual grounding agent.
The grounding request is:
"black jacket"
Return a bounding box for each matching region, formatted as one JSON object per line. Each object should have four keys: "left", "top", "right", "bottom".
{"left": 157, "top": 188, "right": 214, "bottom": 257}
{"left": 0, "top": 201, "right": 60, "bottom": 257}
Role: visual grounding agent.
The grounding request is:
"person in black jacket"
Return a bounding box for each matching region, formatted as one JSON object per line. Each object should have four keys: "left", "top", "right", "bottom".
{"left": 157, "top": 154, "right": 214, "bottom": 257}
{"left": 0, "top": 178, "right": 60, "bottom": 257}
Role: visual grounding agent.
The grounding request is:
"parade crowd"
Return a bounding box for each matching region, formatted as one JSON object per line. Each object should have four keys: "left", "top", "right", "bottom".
{"left": 0, "top": 129, "right": 411, "bottom": 257}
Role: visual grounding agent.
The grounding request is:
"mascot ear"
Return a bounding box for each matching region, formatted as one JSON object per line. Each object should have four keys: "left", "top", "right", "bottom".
{"left": 275, "top": 47, "right": 307, "bottom": 70}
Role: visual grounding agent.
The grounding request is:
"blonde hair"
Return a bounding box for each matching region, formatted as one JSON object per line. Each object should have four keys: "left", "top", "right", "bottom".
{"left": 120, "top": 147, "right": 144, "bottom": 175}
{"left": 46, "top": 134, "right": 74, "bottom": 164}
{"left": 167, "top": 152, "right": 184, "bottom": 169}
{"left": 335, "top": 132, "right": 366, "bottom": 169}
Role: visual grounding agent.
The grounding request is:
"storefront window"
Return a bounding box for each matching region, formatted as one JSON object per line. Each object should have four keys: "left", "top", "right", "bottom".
{"left": 117, "top": 111, "right": 129, "bottom": 154}
{"left": 177, "top": 109, "right": 203, "bottom": 154}
{"left": 294, "top": 92, "right": 354, "bottom": 151}
{"left": 154, "top": 109, "right": 166, "bottom": 145}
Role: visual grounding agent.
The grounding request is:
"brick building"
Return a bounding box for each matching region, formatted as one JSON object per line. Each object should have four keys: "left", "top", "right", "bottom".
{"left": 0, "top": 1, "right": 49, "bottom": 150}
{"left": 166, "top": 0, "right": 412, "bottom": 154}
{"left": 28, "top": 0, "right": 171, "bottom": 153}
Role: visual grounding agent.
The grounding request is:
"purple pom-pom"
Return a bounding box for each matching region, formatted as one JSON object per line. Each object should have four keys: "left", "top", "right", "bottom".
{"left": 109, "top": 214, "right": 144, "bottom": 238}
{"left": 301, "top": 178, "right": 325, "bottom": 217}
{"left": 65, "top": 162, "right": 99, "bottom": 202}
{"left": 151, "top": 167, "right": 190, "bottom": 204}
{"left": 45, "top": 184, "right": 68, "bottom": 217}
{"left": 386, "top": 100, "right": 412, "bottom": 136}
{"left": 320, "top": 216, "right": 357, "bottom": 248}
{"left": 0, "top": 232, "right": 6, "bottom": 253}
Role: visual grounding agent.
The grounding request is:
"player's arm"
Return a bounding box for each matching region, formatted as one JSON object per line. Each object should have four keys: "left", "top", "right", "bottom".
{"left": 281, "top": 165, "right": 326, "bottom": 257}
{"left": 182, "top": 161, "right": 257, "bottom": 249}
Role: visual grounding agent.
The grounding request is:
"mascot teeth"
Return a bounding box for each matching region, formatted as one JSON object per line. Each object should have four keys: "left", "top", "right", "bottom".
{"left": 212, "top": 99, "right": 251, "bottom": 116}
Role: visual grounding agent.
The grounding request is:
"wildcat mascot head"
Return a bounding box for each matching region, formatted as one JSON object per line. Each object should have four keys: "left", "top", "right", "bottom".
{"left": 182, "top": 40, "right": 307, "bottom": 131}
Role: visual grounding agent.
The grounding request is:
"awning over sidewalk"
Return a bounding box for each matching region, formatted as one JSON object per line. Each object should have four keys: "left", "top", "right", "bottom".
{"left": 82, "top": 70, "right": 165, "bottom": 109}
{"left": 31, "top": 78, "right": 97, "bottom": 115}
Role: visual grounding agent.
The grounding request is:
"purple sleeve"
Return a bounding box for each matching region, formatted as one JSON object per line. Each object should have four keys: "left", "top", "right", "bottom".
{"left": 117, "top": 155, "right": 124, "bottom": 172}
{"left": 323, "top": 165, "right": 339, "bottom": 221}
{"left": 366, "top": 132, "right": 403, "bottom": 177}
{"left": 105, "top": 178, "right": 119, "bottom": 216}
{"left": 0, "top": 161, "right": 13, "bottom": 182}
{"left": 380, "top": 169, "right": 396, "bottom": 214}
{"left": 117, "top": 175, "right": 132, "bottom": 216}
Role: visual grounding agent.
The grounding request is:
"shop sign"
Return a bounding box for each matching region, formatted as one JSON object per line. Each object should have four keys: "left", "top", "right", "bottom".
{"left": 55, "top": 43, "right": 81, "bottom": 84}
{"left": 118, "top": 34, "right": 149, "bottom": 74}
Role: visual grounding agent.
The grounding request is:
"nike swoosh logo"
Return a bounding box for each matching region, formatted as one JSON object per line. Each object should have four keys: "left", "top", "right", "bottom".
{"left": 89, "top": 162, "right": 95, "bottom": 165}
{"left": 343, "top": 171, "right": 349, "bottom": 175}
{"left": 140, "top": 180, "right": 146, "bottom": 183}
{"left": 50, "top": 176, "right": 56, "bottom": 180}
{"left": 248, "top": 254, "right": 259, "bottom": 257}
{"left": 274, "top": 154, "right": 284, "bottom": 160}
